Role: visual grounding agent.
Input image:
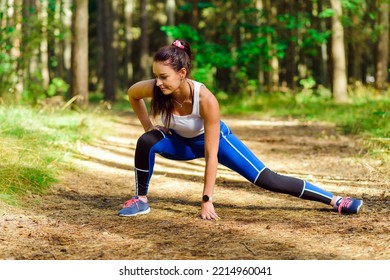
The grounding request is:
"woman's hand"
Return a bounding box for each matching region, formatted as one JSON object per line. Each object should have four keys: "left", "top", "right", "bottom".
{"left": 200, "top": 202, "right": 219, "bottom": 220}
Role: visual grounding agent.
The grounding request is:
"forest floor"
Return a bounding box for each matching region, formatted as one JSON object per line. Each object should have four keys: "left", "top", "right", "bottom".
{"left": 0, "top": 112, "right": 389, "bottom": 260}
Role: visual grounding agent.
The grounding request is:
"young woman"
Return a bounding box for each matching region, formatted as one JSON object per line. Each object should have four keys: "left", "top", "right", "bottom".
{"left": 118, "top": 39, "right": 363, "bottom": 220}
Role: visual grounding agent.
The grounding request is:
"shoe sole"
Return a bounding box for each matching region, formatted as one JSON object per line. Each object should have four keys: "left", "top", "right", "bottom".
{"left": 118, "top": 207, "right": 151, "bottom": 217}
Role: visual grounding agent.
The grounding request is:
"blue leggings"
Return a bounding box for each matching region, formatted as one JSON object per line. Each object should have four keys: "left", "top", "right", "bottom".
{"left": 134, "top": 121, "right": 333, "bottom": 204}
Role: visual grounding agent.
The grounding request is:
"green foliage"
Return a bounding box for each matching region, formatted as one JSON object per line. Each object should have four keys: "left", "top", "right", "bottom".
{"left": 178, "top": 1, "right": 215, "bottom": 11}
{"left": 192, "top": 64, "right": 216, "bottom": 90}
{"left": 0, "top": 24, "right": 18, "bottom": 97}
{"left": 319, "top": 8, "right": 335, "bottom": 18}
{"left": 162, "top": 14, "right": 334, "bottom": 94}
{"left": 161, "top": 24, "right": 234, "bottom": 69}
{"left": 161, "top": 24, "right": 234, "bottom": 89}
{"left": 47, "top": 78, "right": 70, "bottom": 97}
{"left": 2, "top": 0, "right": 385, "bottom": 105}
{"left": 301, "top": 28, "right": 331, "bottom": 56}
{"left": 0, "top": 0, "right": 70, "bottom": 104}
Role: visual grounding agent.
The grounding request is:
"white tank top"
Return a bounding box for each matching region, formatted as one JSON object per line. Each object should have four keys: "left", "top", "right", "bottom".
{"left": 162, "top": 80, "right": 204, "bottom": 138}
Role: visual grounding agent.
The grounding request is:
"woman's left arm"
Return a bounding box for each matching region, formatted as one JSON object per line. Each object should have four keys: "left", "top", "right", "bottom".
{"left": 199, "top": 86, "right": 221, "bottom": 220}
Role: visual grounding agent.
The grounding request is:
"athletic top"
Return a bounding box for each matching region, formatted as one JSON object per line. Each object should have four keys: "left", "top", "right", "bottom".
{"left": 163, "top": 80, "right": 204, "bottom": 138}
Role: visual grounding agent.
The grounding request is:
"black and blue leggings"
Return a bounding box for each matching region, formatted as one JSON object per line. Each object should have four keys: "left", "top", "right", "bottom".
{"left": 134, "top": 121, "right": 333, "bottom": 205}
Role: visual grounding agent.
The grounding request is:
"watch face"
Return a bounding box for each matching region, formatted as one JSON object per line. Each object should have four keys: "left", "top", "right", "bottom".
{"left": 202, "top": 195, "right": 209, "bottom": 202}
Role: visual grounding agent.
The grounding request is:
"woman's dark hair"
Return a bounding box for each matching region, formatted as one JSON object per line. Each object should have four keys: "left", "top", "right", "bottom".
{"left": 150, "top": 39, "right": 192, "bottom": 127}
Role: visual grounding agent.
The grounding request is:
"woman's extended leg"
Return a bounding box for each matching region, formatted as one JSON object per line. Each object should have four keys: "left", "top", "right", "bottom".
{"left": 217, "top": 122, "right": 363, "bottom": 213}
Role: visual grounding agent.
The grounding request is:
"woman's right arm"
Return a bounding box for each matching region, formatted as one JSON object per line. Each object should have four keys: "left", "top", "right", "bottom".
{"left": 128, "top": 79, "right": 156, "bottom": 132}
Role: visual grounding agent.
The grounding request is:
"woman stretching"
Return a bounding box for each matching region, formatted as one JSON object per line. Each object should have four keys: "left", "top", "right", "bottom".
{"left": 118, "top": 39, "right": 363, "bottom": 220}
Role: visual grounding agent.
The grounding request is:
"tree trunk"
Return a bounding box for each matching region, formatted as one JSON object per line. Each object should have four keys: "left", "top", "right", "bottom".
{"left": 256, "top": 0, "right": 265, "bottom": 93}
{"left": 347, "top": 11, "right": 366, "bottom": 87}
{"left": 99, "top": 0, "right": 116, "bottom": 101}
{"left": 7, "top": 0, "right": 23, "bottom": 100}
{"left": 375, "top": 0, "right": 389, "bottom": 91}
{"left": 21, "top": 0, "right": 44, "bottom": 102}
{"left": 38, "top": 0, "right": 50, "bottom": 91}
{"left": 191, "top": 0, "right": 199, "bottom": 30}
{"left": 48, "top": 0, "right": 59, "bottom": 81}
{"left": 330, "top": 0, "right": 348, "bottom": 102}
{"left": 71, "top": 0, "right": 89, "bottom": 108}
{"left": 313, "top": 0, "right": 329, "bottom": 87}
{"left": 140, "top": 0, "right": 150, "bottom": 80}
{"left": 284, "top": 0, "right": 297, "bottom": 92}
{"left": 166, "top": 0, "right": 175, "bottom": 44}
{"left": 60, "top": 0, "right": 72, "bottom": 88}
{"left": 265, "top": 0, "right": 279, "bottom": 92}
{"left": 124, "top": 0, "right": 134, "bottom": 85}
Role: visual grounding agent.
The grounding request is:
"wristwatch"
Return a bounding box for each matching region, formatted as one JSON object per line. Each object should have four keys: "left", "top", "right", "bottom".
{"left": 202, "top": 195, "right": 211, "bottom": 202}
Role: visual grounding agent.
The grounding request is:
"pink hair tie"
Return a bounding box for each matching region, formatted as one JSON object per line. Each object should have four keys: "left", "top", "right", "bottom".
{"left": 172, "top": 40, "right": 185, "bottom": 50}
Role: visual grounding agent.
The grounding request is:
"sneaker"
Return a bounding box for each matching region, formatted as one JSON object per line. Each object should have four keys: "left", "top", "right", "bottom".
{"left": 334, "top": 196, "right": 363, "bottom": 214}
{"left": 118, "top": 196, "right": 150, "bottom": 217}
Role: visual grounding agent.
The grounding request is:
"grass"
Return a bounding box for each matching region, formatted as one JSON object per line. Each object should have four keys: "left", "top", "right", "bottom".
{"left": 0, "top": 105, "right": 110, "bottom": 204}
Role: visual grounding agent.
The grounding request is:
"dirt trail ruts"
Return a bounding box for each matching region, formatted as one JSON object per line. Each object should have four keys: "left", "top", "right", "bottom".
{"left": 1, "top": 113, "right": 389, "bottom": 260}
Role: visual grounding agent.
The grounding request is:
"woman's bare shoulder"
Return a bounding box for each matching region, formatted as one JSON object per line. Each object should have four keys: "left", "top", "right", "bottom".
{"left": 128, "top": 79, "right": 155, "bottom": 99}
{"left": 199, "top": 83, "right": 220, "bottom": 117}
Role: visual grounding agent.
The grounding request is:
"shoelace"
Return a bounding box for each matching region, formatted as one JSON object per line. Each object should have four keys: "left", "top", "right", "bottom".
{"left": 337, "top": 197, "right": 352, "bottom": 213}
{"left": 123, "top": 197, "right": 139, "bottom": 208}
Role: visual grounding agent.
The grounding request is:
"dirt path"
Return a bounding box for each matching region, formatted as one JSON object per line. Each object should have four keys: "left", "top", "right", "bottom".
{"left": 1, "top": 113, "right": 389, "bottom": 260}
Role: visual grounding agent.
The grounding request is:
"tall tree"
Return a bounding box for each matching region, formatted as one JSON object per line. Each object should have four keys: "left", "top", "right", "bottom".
{"left": 20, "top": 0, "right": 38, "bottom": 100}
{"left": 139, "top": 0, "right": 149, "bottom": 79}
{"left": 330, "top": 0, "right": 348, "bottom": 102}
{"left": 71, "top": 0, "right": 89, "bottom": 108}
{"left": 281, "top": 0, "right": 297, "bottom": 92}
{"left": 313, "top": 0, "right": 329, "bottom": 87}
{"left": 166, "top": 0, "right": 176, "bottom": 44}
{"left": 191, "top": 0, "right": 199, "bottom": 30}
{"left": 347, "top": 12, "right": 365, "bottom": 85}
{"left": 38, "top": 0, "right": 50, "bottom": 91}
{"left": 98, "top": 0, "right": 116, "bottom": 101}
{"left": 59, "top": 0, "right": 72, "bottom": 85}
{"left": 256, "top": 0, "right": 265, "bottom": 92}
{"left": 265, "top": 0, "right": 280, "bottom": 92}
{"left": 375, "top": 0, "right": 389, "bottom": 91}
{"left": 5, "top": 0, "right": 23, "bottom": 100}
{"left": 124, "top": 0, "right": 134, "bottom": 84}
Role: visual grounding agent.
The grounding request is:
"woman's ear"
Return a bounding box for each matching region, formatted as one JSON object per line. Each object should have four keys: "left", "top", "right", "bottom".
{"left": 179, "top": 67, "right": 187, "bottom": 79}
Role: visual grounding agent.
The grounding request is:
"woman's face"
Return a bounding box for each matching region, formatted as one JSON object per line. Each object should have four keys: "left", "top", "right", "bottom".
{"left": 152, "top": 61, "right": 184, "bottom": 95}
